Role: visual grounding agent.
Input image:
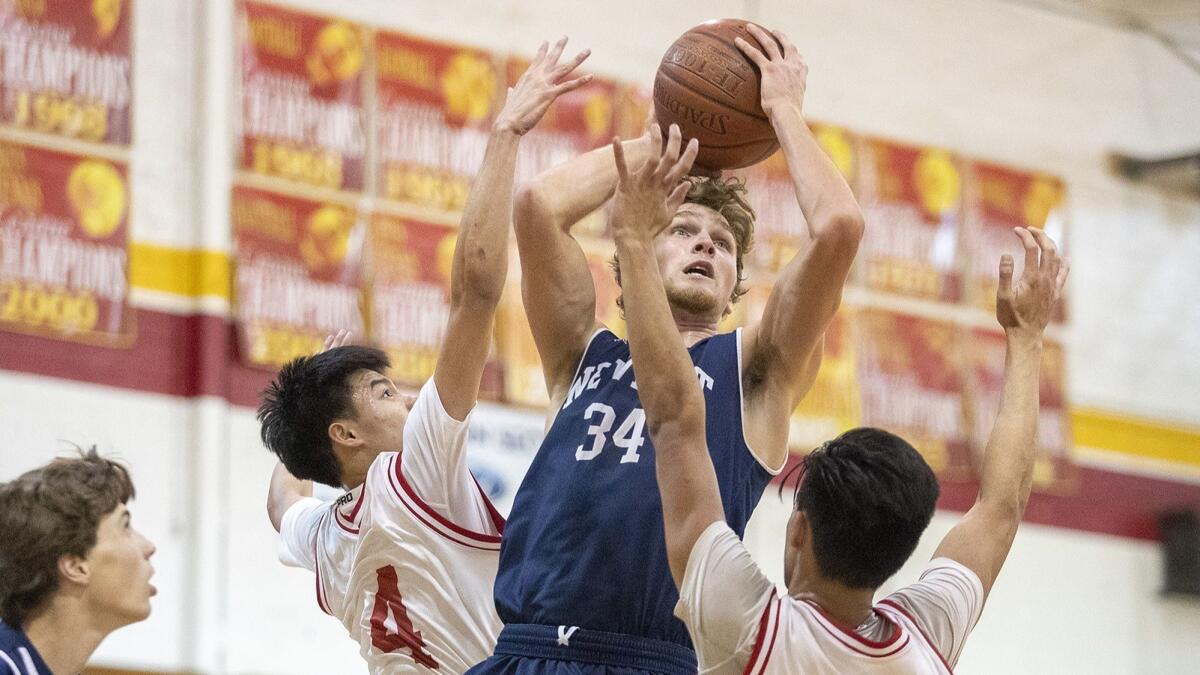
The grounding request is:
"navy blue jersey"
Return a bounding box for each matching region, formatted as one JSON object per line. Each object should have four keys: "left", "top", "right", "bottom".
{"left": 0, "top": 621, "right": 49, "bottom": 674}
{"left": 494, "top": 328, "right": 776, "bottom": 646}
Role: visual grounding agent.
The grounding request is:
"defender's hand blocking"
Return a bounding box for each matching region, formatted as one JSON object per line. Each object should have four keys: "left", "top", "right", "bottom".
{"left": 610, "top": 123, "right": 699, "bottom": 242}
{"left": 494, "top": 37, "right": 592, "bottom": 136}
{"left": 321, "top": 329, "right": 352, "bottom": 352}
{"left": 734, "top": 24, "right": 807, "bottom": 119}
{"left": 996, "top": 227, "right": 1069, "bottom": 335}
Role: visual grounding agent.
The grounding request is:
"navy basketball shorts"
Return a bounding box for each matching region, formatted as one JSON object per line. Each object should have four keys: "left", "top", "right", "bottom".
{"left": 467, "top": 624, "right": 697, "bottom": 675}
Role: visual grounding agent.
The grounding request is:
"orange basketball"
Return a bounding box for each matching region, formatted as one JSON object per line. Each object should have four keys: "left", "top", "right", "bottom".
{"left": 653, "top": 19, "right": 781, "bottom": 171}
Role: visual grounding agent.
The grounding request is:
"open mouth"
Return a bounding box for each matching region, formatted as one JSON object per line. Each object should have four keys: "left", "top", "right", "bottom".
{"left": 684, "top": 261, "right": 714, "bottom": 279}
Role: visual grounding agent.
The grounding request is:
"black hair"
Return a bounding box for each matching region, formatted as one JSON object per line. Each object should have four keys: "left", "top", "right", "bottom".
{"left": 785, "top": 427, "right": 940, "bottom": 589}
{"left": 257, "top": 346, "right": 390, "bottom": 488}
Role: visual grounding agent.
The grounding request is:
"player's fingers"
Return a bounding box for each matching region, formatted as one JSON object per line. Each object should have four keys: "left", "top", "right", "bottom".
{"left": 612, "top": 137, "right": 630, "bottom": 185}
{"left": 1055, "top": 258, "right": 1071, "bottom": 297}
{"left": 1014, "top": 227, "right": 1039, "bottom": 276}
{"left": 1029, "top": 228, "right": 1058, "bottom": 274}
{"left": 746, "top": 24, "right": 782, "bottom": 60}
{"left": 665, "top": 138, "right": 699, "bottom": 186}
{"left": 997, "top": 254, "right": 1014, "bottom": 300}
{"left": 664, "top": 182, "right": 690, "bottom": 223}
{"left": 531, "top": 40, "right": 548, "bottom": 66}
{"left": 546, "top": 36, "right": 567, "bottom": 66}
{"left": 554, "top": 48, "right": 591, "bottom": 80}
{"left": 773, "top": 29, "right": 799, "bottom": 59}
{"left": 323, "top": 334, "right": 334, "bottom": 351}
{"left": 656, "top": 124, "right": 682, "bottom": 179}
{"left": 733, "top": 36, "right": 768, "bottom": 68}
{"left": 554, "top": 74, "right": 593, "bottom": 96}
{"left": 645, "top": 123, "right": 663, "bottom": 178}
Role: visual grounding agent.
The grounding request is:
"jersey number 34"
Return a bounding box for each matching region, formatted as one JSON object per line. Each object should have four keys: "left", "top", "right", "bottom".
{"left": 575, "top": 403, "right": 646, "bottom": 464}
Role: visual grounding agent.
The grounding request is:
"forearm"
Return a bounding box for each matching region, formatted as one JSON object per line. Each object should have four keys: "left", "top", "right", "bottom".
{"left": 450, "top": 129, "right": 521, "bottom": 307}
{"left": 771, "top": 106, "right": 864, "bottom": 241}
{"left": 523, "top": 136, "right": 654, "bottom": 233}
{"left": 976, "top": 332, "right": 1043, "bottom": 514}
{"left": 614, "top": 231, "right": 723, "bottom": 583}
{"left": 268, "top": 462, "right": 312, "bottom": 533}
{"left": 614, "top": 234, "right": 705, "bottom": 429}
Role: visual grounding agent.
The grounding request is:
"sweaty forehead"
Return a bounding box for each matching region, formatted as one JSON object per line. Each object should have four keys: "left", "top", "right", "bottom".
{"left": 673, "top": 203, "right": 731, "bottom": 231}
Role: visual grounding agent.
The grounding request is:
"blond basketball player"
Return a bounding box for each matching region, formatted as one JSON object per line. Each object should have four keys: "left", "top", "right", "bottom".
{"left": 609, "top": 125, "right": 1069, "bottom": 673}
{"left": 257, "top": 38, "right": 592, "bottom": 673}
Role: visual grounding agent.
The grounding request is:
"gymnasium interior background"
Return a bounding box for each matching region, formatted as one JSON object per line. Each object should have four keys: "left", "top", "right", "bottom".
{"left": 1, "top": 0, "right": 1198, "bottom": 672}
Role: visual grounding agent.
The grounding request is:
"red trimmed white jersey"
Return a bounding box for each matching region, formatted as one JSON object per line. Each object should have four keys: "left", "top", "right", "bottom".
{"left": 675, "top": 522, "right": 984, "bottom": 674}
{"left": 279, "top": 379, "right": 505, "bottom": 674}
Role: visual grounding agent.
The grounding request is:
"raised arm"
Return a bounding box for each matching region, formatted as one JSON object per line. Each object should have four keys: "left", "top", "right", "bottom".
{"left": 735, "top": 27, "right": 865, "bottom": 467}
{"left": 268, "top": 462, "right": 313, "bottom": 533}
{"left": 609, "top": 126, "right": 724, "bottom": 586}
{"left": 934, "top": 228, "right": 1068, "bottom": 596}
{"left": 434, "top": 38, "right": 592, "bottom": 419}
{"left": 515, "top": 121, "right": 657, "bottom": 401}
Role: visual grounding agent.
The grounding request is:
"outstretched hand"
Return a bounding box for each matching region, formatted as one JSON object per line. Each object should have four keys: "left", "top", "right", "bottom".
{"left": 996, "top": 227, "right": 1069, "bottom": 336}
{"left": 610, "top": 123, "right": 699, "bottom": 243}
{"left": 494, "top": 37, "right": 592, "bottom": 136}
{"left": 321, "top": 329, "right": 352, "bottom": 353}
{"left": 734, "top": 24, "right": 807, "bottom": 119}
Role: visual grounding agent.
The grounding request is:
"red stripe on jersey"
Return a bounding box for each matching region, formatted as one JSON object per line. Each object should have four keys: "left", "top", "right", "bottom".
{"left": 743, "top": 593, "right": 779, "bottom": 675}
{"left": 473, "top": 475, "right": 506, "bottom": 535}
{"left": 799, "top": 599, "right": 903, "bottom": 651}
{"left": 386, "top": 455, "right": 502, "bottom": 550}
{"left": 801, "top": 602, "right": 910, "bottom": 659}
{"left": 878, "top": 599, "right": 955, "bottom": 674}
{"left": 314, "top": 512, "right": 333, "bottom": 616}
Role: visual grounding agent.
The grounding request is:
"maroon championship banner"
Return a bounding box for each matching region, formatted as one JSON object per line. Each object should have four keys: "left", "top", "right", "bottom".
{"left": 612, "top": 83, "right": 652, "bottom": 140}
{"left": 238, "top": 1, "right": 366, "bottom": 191}
{"left": 368, "top": 213, "right": 502, "bottom": 398}
{"left": 965, "top": 161, "right": 1068, "bottom": 322}
{"left": 497, "top": 235, "right": 622, "bottom": 406}
{"left": 375, "top": 30, "right": 501, "bottom": 212}
{"left": 0, "top": 0, "right": 133, "bottom": 144}
{"left": 232, "top": 185, "right": 364, "bottom": 368}
{"left": 0, "top": 140, "right": 132, "bottom": 344}
{"left": 855, "top": 309, "right": 972, "bottom": 479}
{"left": 858, "top": 138, "right": 963, "bottom": 301}
{"left": 968, "top": 330, "right": 1075, "bottom": 492}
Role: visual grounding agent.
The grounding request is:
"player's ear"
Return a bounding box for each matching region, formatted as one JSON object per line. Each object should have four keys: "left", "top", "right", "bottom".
{"left": 329, "top": 420, "right": 361, "bottom": 448}
{"left": 58, "top": 553, "right": 90, "bottom": 587}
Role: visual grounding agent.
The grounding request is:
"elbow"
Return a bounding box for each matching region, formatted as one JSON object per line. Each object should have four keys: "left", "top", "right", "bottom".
{"left": 454, "top": 257, "right": 506, "bottom": 308}
{"left": 817, "top": 210, "right": 865, "bottom": 249}
{"left": 514, "top": 180, "right": 553, "bottom": 233}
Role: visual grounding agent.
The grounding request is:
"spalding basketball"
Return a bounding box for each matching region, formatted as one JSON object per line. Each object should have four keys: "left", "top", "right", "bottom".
{"left": 654, "top": 19, "right": 782, "bottom": 170}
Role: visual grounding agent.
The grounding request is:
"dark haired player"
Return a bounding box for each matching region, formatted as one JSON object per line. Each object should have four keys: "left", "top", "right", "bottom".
{"left": 0, "top": 449, "right": 156, "bottom": 675}
{"left": 609, "top": 125, "right": 1069, "bottom": 673}
{"left": 258, "top": 38, "right": 592, "bottom": 673}
{"left": 473, "top": 27, "right": 863, "bottom": 673}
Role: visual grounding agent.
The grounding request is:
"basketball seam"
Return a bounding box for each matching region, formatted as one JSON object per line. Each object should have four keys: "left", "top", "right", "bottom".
{"left": 657, "top": 66, "right": 772, "bottom": 125}
{"left": 685, "top": 29, "right": 776, "bottom": 122}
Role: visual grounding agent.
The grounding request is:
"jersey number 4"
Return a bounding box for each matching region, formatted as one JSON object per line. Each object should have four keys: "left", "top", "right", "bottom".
{"left": 575, "top": 403, "right": 646, "bottom": 463}
{"left": 370, "top": 565, "right": 439, "bottom": 668}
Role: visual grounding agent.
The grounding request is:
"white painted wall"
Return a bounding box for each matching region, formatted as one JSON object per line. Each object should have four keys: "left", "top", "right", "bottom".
{"left": 2, "top": 0, "right": 1200, "bottom": 673}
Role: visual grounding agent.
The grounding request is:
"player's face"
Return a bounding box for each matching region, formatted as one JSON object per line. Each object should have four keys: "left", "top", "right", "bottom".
{"left": 347, "top": 369, "right": 416, "bottom": 455}
{"left": 653, "top": 204, "right": 739, "bottom": 320}
{"left": 84, "top": 504, "right": 156, "bottom": 628}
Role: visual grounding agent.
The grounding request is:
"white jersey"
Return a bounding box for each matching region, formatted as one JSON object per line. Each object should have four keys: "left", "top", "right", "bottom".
{"left": 279, "top": 379, "right": 505, "bottom": 674}
{"left": 676, "top": 522, "right": 984, "bottom": 675}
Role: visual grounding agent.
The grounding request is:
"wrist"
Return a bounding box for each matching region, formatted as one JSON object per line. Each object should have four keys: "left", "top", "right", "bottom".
{"left": 1004, "top": 327, "right": 1044, "bottom": 350}
{"left": 490, "top": 119, "right": 525, "bottom": 139}
{"left": 612, "top": 226, "right": 655, "bottom": 251}
{"left": 766, "top": 102, "right": 804, "bottom": 127}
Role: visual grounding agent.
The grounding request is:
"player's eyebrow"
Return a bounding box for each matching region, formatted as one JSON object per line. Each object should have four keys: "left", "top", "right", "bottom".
{"left": 368, "top": 376, "right": 391, "bottom": 392}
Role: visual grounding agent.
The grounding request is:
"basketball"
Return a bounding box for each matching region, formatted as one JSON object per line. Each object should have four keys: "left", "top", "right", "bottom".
{"left": 653, "top": 19, "right": 782, "bottom": 170}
